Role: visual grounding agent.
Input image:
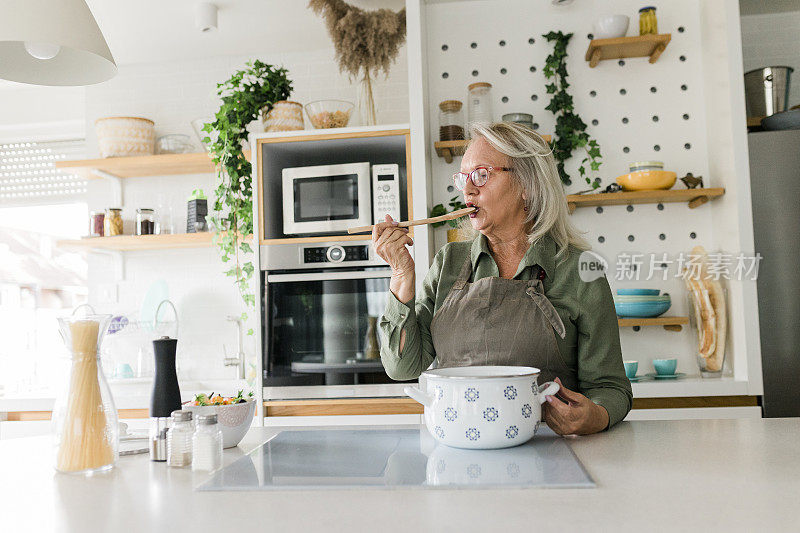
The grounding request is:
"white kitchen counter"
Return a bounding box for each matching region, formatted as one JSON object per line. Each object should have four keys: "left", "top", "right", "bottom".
{"left": 1, "top": 418, "right": 797, "bottom": 532}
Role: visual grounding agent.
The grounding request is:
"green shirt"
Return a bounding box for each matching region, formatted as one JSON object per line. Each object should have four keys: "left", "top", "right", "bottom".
{"left": 379, "top": 233, "right": 633, "bottom": 429}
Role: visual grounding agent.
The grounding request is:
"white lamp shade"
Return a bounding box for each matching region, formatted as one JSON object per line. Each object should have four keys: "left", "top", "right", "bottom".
{"left": 0, "top": 0, "right": 117, "bottom": 86}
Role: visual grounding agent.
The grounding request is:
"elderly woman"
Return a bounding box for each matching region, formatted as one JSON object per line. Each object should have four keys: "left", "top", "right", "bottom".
{"left": 372, "top": 122, "right": 632, "bottom": 435}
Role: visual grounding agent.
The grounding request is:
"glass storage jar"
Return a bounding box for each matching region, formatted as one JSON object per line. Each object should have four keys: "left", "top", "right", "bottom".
{"left": 438, "top": 100, "right": 465, "bottom": 141}
{"left": 89, "top": 211, "right": 104, "bottom": 237}
{"left": 467, "top": 82, "right": 493, "bottom": 135}
{"left": 104, "top": 208, "right": 123, "bottom": 236}
{"left": 639, "top": 6, "right": 657, "bottom": 35}
{"left": 167, "top": 410, "right": 193, "bottom": 467}
{"left": 502, "top": 112, "right": 535, "bottom": 130}
{"left": 136, "top": 208, "right": 155, "bottom": 236}
{"left": 192, "top": 414, "right": 223, "bottom": 472}
{"left": 52, "top": 315, "right": 119, "bottom": 474}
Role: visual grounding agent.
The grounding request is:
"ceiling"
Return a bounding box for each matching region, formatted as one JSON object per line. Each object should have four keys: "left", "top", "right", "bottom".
{"left": 740, "top": 0, "right": 800, "bottom": 16}
{"left": 85, "top": 0, "right": 406, "bottom": 66}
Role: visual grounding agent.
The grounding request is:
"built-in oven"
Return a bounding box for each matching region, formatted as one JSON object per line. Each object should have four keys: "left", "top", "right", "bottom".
{"left": 261, "top": 241, "right": 407, "bottom": 386}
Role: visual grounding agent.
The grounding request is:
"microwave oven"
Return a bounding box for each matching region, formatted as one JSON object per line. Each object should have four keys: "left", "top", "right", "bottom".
{"left": 281, "top": 162, "right": 401, "bottom": 235}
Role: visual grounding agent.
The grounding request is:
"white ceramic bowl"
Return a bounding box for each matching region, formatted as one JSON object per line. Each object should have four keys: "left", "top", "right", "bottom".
{"left": 405, "top": 366, "right": 559, "bottom": 450}
{"left": 593, "top": 15, "right": 630, "bottom": 39}
{"left": 183, "top": 400, "right": 255, "bottom": 448}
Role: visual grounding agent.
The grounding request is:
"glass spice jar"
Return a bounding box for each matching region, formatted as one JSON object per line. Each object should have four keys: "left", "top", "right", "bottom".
{"left": 104, "top": 208, "right": 123, "bottom": 236}
{"left": 191, "top": 414, "right": 223, "bottom": 472}
{"left": 167, "top": 410, "right": 193, "bottom": 468}
{"left": 89, "top": 211, "right": 104, "bottom": 237}
{"left": 136, "top": 208, "right": 155, "bottom": 236}
{"left": 438, "top": 100, "right": 465, "bottom": 141}
{"left": 467, "top": 82, "right": 493, "bottom": 136}
{"left": 639, "top": 6, "right": 657, "bottom": 35}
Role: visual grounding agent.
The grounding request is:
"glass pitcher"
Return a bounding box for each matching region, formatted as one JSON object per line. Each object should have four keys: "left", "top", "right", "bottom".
{"left": 52, "top": 315, "right": 119, "bottom": 474}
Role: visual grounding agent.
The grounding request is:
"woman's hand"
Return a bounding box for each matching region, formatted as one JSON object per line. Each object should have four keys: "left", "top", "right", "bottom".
{"left": 372, "top": 214, "right": 415, "bottom": 303}
{"left": 543, "top": 377, "right": 610, "bottom": 435}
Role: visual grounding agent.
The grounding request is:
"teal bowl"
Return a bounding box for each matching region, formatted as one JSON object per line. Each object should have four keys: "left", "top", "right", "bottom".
{"left": 653, "top": 358, "right": 678, "bottom": 375}
{"left": 617, "top": 289, "right": 661, "bottom": 296}
{"left": 614, "top": 300, "right": 671, "bottom": 317}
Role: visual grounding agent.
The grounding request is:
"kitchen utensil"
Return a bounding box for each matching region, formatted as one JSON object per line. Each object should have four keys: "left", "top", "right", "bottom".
{"left": 614, "top": 300, "right": 671, "bottom": 318}
{"left": 744, "top": 66, "right": 793, "bottom": 117}
{"left": 593, "top": 14, "right": 629, "bottom": 39}
{"left": 502, "top": 112, "right": 534, "bottom": 130}
{"left": 761, "top": 108, "right": 800, "bottom": 130}
{"left": 95, "top": 116, "right": 155, "bottom": 158}
{"left": 183, "top": 399, "right": 255, "bottom": 448}
{"left": 617, "top": 289, "right": 660, "bottom": 296}
{"left": 439, "top": 100, "right": 465, "bottom": 141}
{"left": 404, "top": 366, "right": 559, "bottom": 449}
{"left": 348, "top": 207, "right": 476, "bottom": 234}
{"left": 304, "top": 100, "right": 354, "bottom": 129}
{"left": 629, "top": 160, "right": 663, "bottom": 172}
{"left": 616, "top": 170, "right": 677, "bottom": 191}
{"left": 646, "top": 372, "right": 686, "bottom": 380}
{"left": 467, "top": 82, "right": 493, "bottom": 135}
{"left": 151, "top": 336, "right": 181, "bottom": 417}
{"left": 624, "top": 361, "right": 639, "bottom": 379}
{"left": 52, "top": 315, "right": 118, "bottom": 474}
{"left": 156, "top": 134, "right": 195, "bottom": 154}
{"left": 653, "top": 358, "right": 678, "bottom": 375}
{"left": 615, "top": 295, "right": 670, "bottom": 302}
{"left": 262, "top": 100, "right": 304, "bottom": 132}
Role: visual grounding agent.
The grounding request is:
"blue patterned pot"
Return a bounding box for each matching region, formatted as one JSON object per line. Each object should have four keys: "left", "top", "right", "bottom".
{"left": 405, "top": 366, "right": 559, "bottom": 449}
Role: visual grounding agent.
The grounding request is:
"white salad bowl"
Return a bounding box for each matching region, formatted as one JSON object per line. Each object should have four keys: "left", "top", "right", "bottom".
{"left": 404, "top": 366, "right": 559, "bottom": 450}
{"left": 183, "top": 399, "right": 255, "bottom": 448}
{"left": 593, "top": 14, "right": 630, "bottom": 39}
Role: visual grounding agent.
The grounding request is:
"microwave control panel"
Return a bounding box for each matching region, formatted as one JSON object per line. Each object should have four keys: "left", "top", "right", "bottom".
{"left": 372, "top": 163, "right": 401, "bottom": 223}
{"left": 303, "top": 245, "right": 370, "bottom": 264}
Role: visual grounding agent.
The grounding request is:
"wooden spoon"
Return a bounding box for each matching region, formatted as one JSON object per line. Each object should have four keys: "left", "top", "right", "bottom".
{"left": 347, "top": 207, "right": 477, "bottom": 234}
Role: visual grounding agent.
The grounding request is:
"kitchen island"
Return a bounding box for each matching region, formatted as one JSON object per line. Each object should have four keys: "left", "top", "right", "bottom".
{"left": 2, "top": 418, "right": 797, "bottom": 532}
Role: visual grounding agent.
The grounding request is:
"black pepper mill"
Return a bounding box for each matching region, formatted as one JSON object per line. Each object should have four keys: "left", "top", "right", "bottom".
{"left": 151, "top": 336, "right": 181, "bottom": 417}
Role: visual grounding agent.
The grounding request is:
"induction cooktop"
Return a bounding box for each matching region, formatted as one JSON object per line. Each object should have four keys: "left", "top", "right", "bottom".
{"left": 197, "top": 426, "right": 594, "bottom": 491}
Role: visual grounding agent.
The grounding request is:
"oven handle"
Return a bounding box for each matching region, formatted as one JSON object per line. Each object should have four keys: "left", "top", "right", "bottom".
{"left": 266, "top": 270, "right": 392, "bottom": 283}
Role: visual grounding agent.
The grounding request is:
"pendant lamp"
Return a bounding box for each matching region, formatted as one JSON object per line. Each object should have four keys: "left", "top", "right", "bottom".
{"left": 0, "top": 0, "right": 117, "bottom": 86}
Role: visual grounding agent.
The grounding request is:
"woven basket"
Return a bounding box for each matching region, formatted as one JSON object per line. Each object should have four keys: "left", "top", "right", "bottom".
{"left": 95, "top": 116, "right": 155, "bottom": 158}
{"left": 261, "top": 101, "right": 304, "bottom": 132}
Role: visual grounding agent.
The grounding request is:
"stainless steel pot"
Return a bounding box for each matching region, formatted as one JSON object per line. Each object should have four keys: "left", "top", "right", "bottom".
{"left": 745, "top": 66, "right": 793, "bottom": 117}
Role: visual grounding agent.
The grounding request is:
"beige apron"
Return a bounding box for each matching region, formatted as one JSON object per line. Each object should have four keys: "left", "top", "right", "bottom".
{"left": 429, "top": 255, "right": 579, "bottom": 390}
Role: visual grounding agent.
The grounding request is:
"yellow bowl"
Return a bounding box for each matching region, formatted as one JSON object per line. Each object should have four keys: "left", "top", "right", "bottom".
{"left": 616, "top": 170, "right": 677, "bottom": 191}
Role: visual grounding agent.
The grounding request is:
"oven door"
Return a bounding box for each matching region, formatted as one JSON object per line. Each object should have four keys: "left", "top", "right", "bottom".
{"left": 281, "top": 162, "right": 372, "bottom": 235}
{"left": 264, "top": 268, "right": 394, "bottom": 386}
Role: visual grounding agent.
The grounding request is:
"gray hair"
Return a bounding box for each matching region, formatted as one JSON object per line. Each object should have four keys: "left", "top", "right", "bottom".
{"left": 459, "top": 121, "right": 589, "bottom": 258}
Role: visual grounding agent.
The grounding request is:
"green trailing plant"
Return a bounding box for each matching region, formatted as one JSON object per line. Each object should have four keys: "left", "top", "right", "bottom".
{"left": 430, "top": 196, "right": 467, "bottom": 228}
{"left": 542, "top": 31, "right": 602, "bottom": 188}
{"left": 203, "top": 60, "right": 292, "bottom": 327}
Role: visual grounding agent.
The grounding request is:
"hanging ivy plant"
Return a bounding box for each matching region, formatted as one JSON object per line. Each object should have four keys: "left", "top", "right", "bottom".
{"left": 542, "top": 31, "right": 602, "bottom": 188}
{"left": 203, "top": 60, "right": 292, "bottom": 326}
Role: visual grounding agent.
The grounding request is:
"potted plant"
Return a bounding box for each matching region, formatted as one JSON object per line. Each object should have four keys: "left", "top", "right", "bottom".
{"left": 430, "top": 197, "right": 471, "bottom": 243}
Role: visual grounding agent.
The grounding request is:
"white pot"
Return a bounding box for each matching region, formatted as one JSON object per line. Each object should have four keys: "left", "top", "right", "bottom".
{"left": 404, "top": 366, "right": 559, "bottom": 450}
{"left": 593, "top": 14, "right": 630, "bottom": 39}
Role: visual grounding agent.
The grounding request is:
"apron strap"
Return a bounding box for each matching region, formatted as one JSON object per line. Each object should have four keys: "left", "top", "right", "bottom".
{"left": 526, "top": 268, "right": 566, "bottom": 339}
{"left": 451, "top": 254, "right": 474, "bottom": 290}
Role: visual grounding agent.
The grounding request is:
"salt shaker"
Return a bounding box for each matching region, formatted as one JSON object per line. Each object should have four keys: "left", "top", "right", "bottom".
{"left": 166, "top": 410, "right": 193, "bottom": 467}
{"left": 192, "top": 414, "right": 223, "bottom": 472}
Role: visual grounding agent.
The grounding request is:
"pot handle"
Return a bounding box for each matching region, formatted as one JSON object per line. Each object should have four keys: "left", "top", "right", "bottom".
{"left": 404, "top": 386, "right": 433, "bottom": 407}
{"left": 537, "top": 381, "right": 560, "bottom": 405}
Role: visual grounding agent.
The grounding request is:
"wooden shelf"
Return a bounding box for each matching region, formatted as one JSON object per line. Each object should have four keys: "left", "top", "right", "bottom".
{"left": 55, "top": 152, "right": 216, "bottom": 179}
{"left": 618, "top": 316, "right": 689, "bottom": 332}
{"left": 585, "top": 34, "right": 671, "bottom": 67}
{"left": 260, "top": 234, "right": 373, "bottom": 245}
{"left": 567, "top": 188, "right": 724, "bottom": 213}
{"left": 58, "top": 232, "right": 223, "bottom": 251}
{"left": 435, "top": 136, "right": 551, "bottom": 163}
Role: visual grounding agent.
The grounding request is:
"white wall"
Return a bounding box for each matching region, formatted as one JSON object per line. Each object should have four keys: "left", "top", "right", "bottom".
{"left": 740, "top": 10, "right": 800, "bottom": 108}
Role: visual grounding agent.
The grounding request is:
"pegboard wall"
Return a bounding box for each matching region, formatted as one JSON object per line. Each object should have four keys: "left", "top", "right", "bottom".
{"left": 424, "top": 0, "right": 728, "bottom": 375}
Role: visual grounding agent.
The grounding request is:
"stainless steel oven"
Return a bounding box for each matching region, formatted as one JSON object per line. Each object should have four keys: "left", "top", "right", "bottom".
{"left": 261, "top": 241, "right": 405, "bottom": 386}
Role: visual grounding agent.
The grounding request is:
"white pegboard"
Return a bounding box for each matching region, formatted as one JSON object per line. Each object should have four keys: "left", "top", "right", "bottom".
{"left": 423, "top": 0, "right": 729, "bottom": 375}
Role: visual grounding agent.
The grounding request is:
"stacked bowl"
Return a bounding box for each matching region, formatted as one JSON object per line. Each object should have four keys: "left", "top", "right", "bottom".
{"left": 614, "top": 289, "right": 671, "bottom": 317}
